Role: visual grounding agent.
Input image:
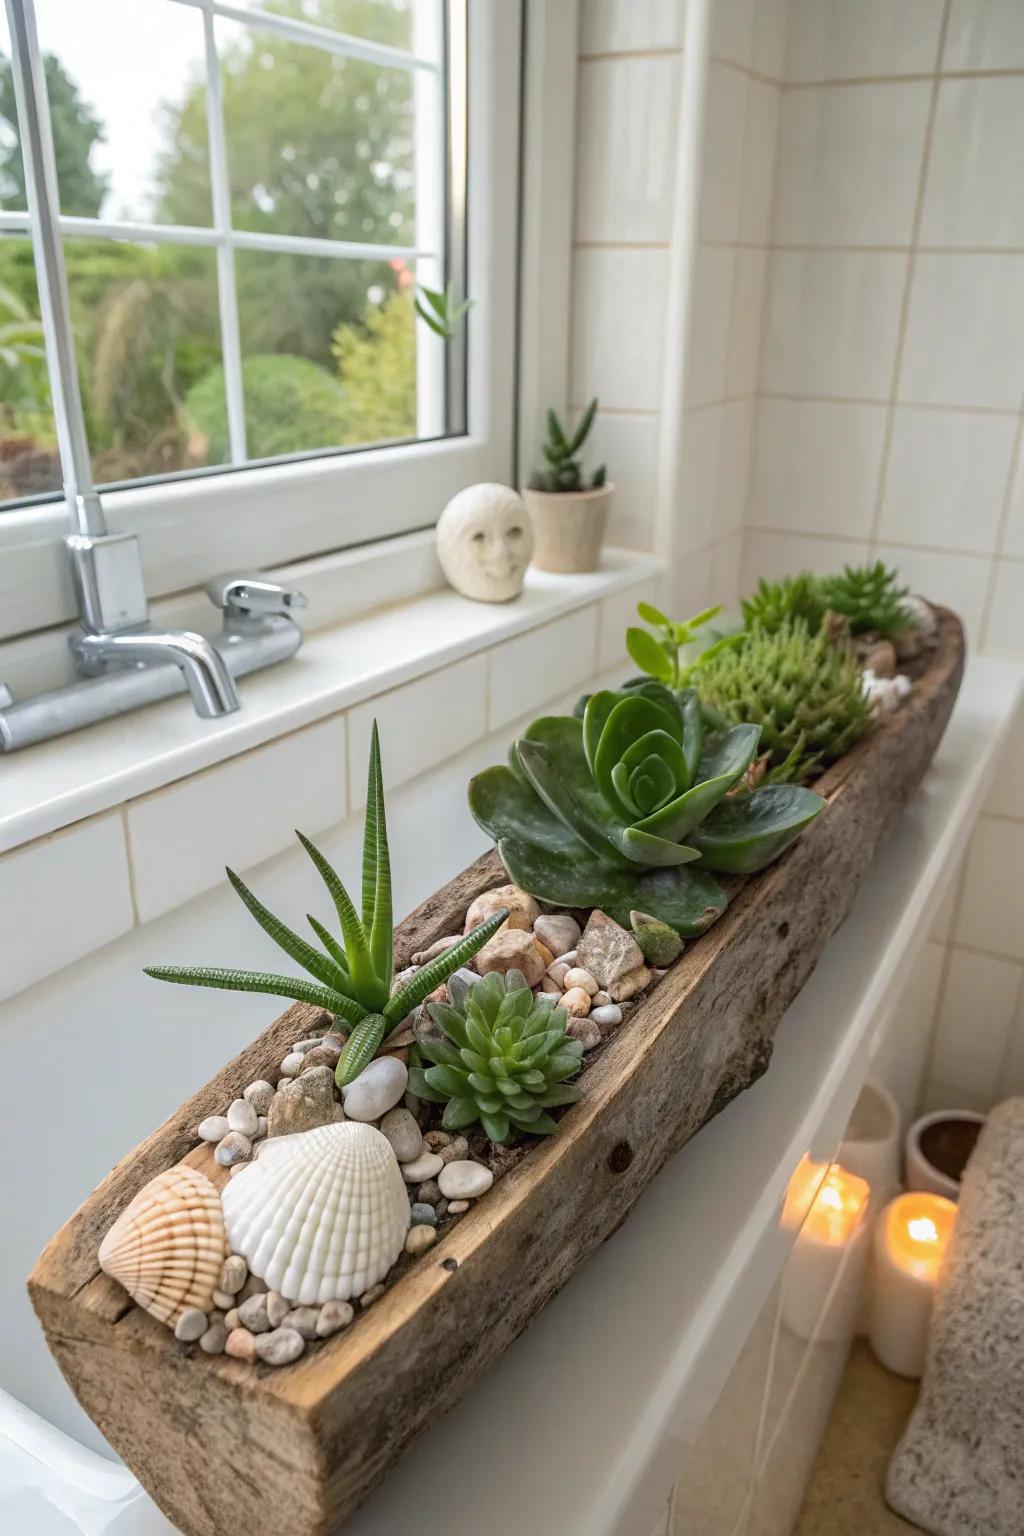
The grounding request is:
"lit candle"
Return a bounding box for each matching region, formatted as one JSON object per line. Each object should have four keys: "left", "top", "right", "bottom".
{"left": 868, "top": 1191, "right": 957, "bottom": 1378}
{"left": 780, "top": 1162, "right": 871, "bottom": 1341}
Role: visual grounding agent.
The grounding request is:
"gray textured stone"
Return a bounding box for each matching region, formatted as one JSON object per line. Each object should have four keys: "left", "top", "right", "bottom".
{"left": 886, "top": 1097, "right": 1024, "bottom": 1535}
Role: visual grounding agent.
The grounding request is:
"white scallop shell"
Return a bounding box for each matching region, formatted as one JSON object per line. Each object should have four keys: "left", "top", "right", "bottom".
{"left": 98, "top": 1165, "right": 227, "bottom": 1329}
{"left": 221, "top": 1121, "right": 410, "bottom": 1305}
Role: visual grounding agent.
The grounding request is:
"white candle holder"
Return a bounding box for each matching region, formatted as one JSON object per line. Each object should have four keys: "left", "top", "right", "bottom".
{"left": 905, "top": 1109, "right": 985, "bottom": 1201}
{"left": 868, "top": 1191, "right": 957, "bottom": 1378}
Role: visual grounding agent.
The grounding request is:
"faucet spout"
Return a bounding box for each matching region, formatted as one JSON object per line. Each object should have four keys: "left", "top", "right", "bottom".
{"left": 71, "top": 630, "right": 241, "bottom": 719}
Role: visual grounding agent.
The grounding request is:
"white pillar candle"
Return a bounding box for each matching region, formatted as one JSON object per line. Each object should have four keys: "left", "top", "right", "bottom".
{"left": 780, "top": 1162, "right": 871, "bottom": 1342}
{"left": 868, "top": 1192, "right": 957, "bottom": 1379}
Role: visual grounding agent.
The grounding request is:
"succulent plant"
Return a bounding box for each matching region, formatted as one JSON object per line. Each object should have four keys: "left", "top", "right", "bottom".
{"left": 740, "top": 572, "right": 828, "bottom": 636}
{"left": 625, "top": 600, "right": 738, "bottom": 689}
{"left": 696, "top": 619, "right": 872, "bottom": 784}
{"left": 414, "top": 280, "right": 473, "bottom": 341}
{"left": 145, "top": 725, "right": 507, "bottom": 1086}
{"left": 407, "top": 968, "right": 583, "bottom": 1143}
{"left": 528, "top": 397, "right": 606, "bottom": 493}
{"left": 468, "top": 683, "right": 825, "bottom": 933}
{"left": 819, "top": 560, "right": 912, "bottom": 638}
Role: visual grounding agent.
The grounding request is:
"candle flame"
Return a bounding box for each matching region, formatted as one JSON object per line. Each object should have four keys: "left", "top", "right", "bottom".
{"left": 908, "top": 1216, "right": 939, "bottom": 1244}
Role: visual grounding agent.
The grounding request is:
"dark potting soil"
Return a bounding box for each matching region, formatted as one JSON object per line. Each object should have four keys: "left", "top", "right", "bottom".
{"left": 919, "top": 1117, "right": 983, "bottom": 1183}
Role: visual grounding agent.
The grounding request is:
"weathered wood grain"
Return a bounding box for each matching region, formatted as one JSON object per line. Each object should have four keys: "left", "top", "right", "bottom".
{"left": 29, "top": 614, "right": 965, "bottom": 1536}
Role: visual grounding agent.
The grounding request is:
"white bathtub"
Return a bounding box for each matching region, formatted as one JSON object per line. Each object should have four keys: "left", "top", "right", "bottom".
{"left": 3, "top": 653, "right": 1019, "bottom": 1536}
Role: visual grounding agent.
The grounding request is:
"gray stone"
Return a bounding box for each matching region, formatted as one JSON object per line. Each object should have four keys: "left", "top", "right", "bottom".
{"left": 281, "top": 1307, "right": 321, "bottom": 1340}
{"left": 267, "top": 1066, "right": 342, "bottom": 1138}
{"left": 316, "top": 1300, "right": 354, "bottom": 1336}
{"left": 887, "top": 1098, "right": 1024, "bottom": 1536}
{"left": 410, "top": 1202, "right": 437, "bottom": 1227}
{"left": 566, "top": 1016, "right": 601, "bottom": 1051}
{"left": 437, "top": 1160, "right": 494, "bottom": 1200}
{"left": 199, "top": 1322, "right": 228, "bottom": 1355}
{"left": 173, "top": 1307, "right": 208, "bottom": 1342}
{"left": 299, "top": 1041, "right": 343, "bottom": 1073}
{"left": 438, "top": 1135, "right": 469, "bottom": 1165}
{"left": 254, "top": 1327, "right": 305, "bottom": 1367}
{"left": 211, "top": 1288, "right": 235, "bottom": 1311}
{"left": 533, "top": 913, "right": 581, "bottom": 957}
{"left": 576, "top": 910, "right": 645, "bottom": 991}
{"left": 214, "top": 1131, "right": 252, "bottom": 1167}
{"left": 197, "top": 1115, "right": 229, "bottom": 1144}
{"left": 243, "top": 1080, "right": 275, "bottom": 1115}
{"left": 266, "top": 1290, "right": 289, "bottom": 1329}
{"left": 237, "top": 1273, "right": 267, "bottom": 1302}
{"left": 416, "top": 1180, "right": 442, "bottom": 1205}
{"left": 238, "top": 1293, "right": 271, "bottom": 1334}
{"left": 342, "top": 1055, "right": 408, "bottom": 1122}
{"left": 379, "top": 1106, "right": 424, "bottom": 1164}
{"left": 224, "top": 1307, "right": 240, "bottom": 1331}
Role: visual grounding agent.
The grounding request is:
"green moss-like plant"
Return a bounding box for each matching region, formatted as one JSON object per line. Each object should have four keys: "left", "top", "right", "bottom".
{"left": 145, "top": 725, "right": 507, "bottom": 1085}
{"left": 819, "top": 560, "right": 912, "bottom": 638}
{"left": 408, "top": 968, "right": 583, "bottom": 1144}
{"left": 740, "top": 572, "right": 828, "bottom": 635}
{"left": 468, "top": 682, "right": 825, "bottom": 932}
{"left": 696, "top": 619, "right": 872, "bottom": 785}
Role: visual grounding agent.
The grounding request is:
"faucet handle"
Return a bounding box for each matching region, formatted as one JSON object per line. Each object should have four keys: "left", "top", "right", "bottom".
{"left": 207, "top": 574, "right": 308, "bottom": 620}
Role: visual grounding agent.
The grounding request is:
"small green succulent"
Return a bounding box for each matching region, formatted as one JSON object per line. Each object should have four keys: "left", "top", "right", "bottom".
{"left": 145, "top": 725, "right": 507, "bottom": 1086}
{"left": 528, "top": 397, "right": 606, "bottom": 493}
{"left": 741, "top": 573, "right": 828, "bottom": 636}
{"left": 408, "top": 968, "right": 584, "bottom": 1143}
{"left": 469, "top": 682, "right": 825, "bottom": 932}
{"left": 625, "top": 600, "right": 739, "bottom": 689}
{"left": 819, "top": 561, "right": 912, "bottom": 638}
{"left": 696, "top": 619, "right": 872, "bottom": 784}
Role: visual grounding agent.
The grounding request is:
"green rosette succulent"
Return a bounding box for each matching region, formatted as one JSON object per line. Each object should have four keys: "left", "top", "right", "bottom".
{"left": 819, "top": 560, "right": 912, "bottom": 638}
{"left": 408, "top": 968, "right": 584, "bottom": 1144}
{"left": 468, "top": 682, "right": 825, "bottom": 932}
{"left": 146, "top": 724, "right": 507, "bottom": 1085}
{"left": 741, "top": 572, "right": 828, "bottom": 635}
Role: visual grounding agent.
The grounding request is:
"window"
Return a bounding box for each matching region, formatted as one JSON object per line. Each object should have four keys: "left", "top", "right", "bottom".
{"left": 0, "top": 0, "right": 519, "bottom": 641}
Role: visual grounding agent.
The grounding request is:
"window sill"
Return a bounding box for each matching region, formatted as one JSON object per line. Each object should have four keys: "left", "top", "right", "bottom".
{"left": 0, "top": 546, "right": 663, "bottom": 855}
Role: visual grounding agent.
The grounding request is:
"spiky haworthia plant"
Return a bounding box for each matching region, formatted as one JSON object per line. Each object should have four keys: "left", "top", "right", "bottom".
{"left": 145, "top": 725, "right": 507, "bottom": 1085}
{"left": 819, "top": 560, "right": 913, "bottom": 638}
{"left": 468, "top": 683, "right": 825, "bottom": 933}
{"left": 741, "top": 572, "right": 828, "bottom": 636}
{"left": 408, "top": 969, "right": 583, "bottom": 1144}
{"left": 528, "top": 397, "right": 606, "bottom": 493}
{"left": 696, "top": 619, "right": 872, "bottom": 785}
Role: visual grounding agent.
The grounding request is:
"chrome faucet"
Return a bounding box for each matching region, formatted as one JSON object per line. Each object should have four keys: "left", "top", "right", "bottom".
{"left": 0, "top": 0, "right": 306, "bottom": 754}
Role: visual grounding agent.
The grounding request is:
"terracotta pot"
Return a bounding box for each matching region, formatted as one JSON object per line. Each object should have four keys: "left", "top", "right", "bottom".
{"left": 522, "top": 482, "right": 613, "bottom": 573}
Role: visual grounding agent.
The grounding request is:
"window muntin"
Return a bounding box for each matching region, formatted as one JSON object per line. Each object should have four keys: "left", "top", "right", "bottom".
{"left": 0, "top": 0, "right": 456, "bottom": 509}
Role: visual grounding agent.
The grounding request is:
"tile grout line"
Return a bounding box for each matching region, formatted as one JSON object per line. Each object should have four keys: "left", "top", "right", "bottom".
{"left": 921, "top": 847, "right": 973, "bottom": 1086}
{"left": 866, "top": 0, "right": 953, "bottom": 558}
{"left": 783, "top": 65, "right": 1024, "bottom": 91}
{"left": 119, "top": 805, "right": 142, "bottom": 929}
{"left": 747, "top": 522, "right": 1013, "bottom": 564}
{"left": 759, "top": 389, "right": 1022, "bottom": 417}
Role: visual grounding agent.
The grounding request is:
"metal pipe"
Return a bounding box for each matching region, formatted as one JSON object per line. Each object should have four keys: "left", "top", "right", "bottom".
{"left": 4, "top": 0, "right": 103, "bottom": 538}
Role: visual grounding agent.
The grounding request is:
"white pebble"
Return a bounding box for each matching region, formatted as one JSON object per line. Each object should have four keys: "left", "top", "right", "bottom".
{"left": 447, "top": 1199, "right": 470, "bottom": 1214}
{"left": 174, "top": 1307, "right": 208, "bottom": 1342}
{"left": 437, "top": 1161, "right": 494, "bottom": 1200}
{"left": 243, "top": 1080, "right": 275, "bottom": 1114}
{"left": 342, "top": 1056, "right": 409, "bottom": 1122}
{"left": 290, "top": 1036, "right": 326, "bottom": 1054}
{"left": 401, "top": 1151, "right": 445, "bottom": 1184}
{"left": 227, "top": 1098, "right": 258, "bottom": 1137}
{"left": 563, "top": 967, "right": 598, "bottom": 997}
{"left": 253, "top": 1116, "right": 268, "bottom": 1140}
{"left": 317, "top": 1300, "right": 354, "bottom": 1336}
{"left": 553, "top": 950, "right": 578, "bottom": 966}
{"left": 591, "top": 1003, "right": 622, "bottom": 1028}
{"left": 279, "top": 1052, "right": 304, "bottom": 1077}
{"left": 561, "top": 986, "right": 592, "bottom": 1017}
{"left": 592, "top": 991, "right": 612, "bottom": 1007}
{"left": 215, "top": 1131, "right": 252, "bottom": 1167}
{"left": 197, "top": 1115, "right": 229, "bottom": 1143}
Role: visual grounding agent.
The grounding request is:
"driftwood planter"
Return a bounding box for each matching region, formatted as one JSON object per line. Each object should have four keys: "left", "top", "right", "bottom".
{"left": 30, "top": 613, "right": 965, "bottom": 1536}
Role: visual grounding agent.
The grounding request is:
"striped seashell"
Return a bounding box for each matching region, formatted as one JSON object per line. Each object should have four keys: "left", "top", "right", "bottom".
{"left": 221, "top": 1121, "right": 410, "bottom": 1305}
{"left": 98, "top": 1165, "right": 227, "bottom": 1329}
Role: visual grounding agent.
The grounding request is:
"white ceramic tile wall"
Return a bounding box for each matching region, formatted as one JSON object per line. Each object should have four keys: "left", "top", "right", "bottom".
{"left": 737, "top": 0, "right": 1024, "bottom": 1116}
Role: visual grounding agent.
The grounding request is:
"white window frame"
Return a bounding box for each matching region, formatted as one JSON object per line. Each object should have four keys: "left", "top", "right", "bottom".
{"left": 0, "top": 0, "right": 521, "bottom": 643}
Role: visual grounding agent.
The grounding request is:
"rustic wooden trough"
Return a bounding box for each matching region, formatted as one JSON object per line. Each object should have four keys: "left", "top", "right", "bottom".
{"left": 30, "top": 613, "right": 965, "bottom": 1536}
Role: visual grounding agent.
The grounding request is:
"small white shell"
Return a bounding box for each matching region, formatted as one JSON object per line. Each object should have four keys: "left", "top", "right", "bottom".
{"left": 221, "top": 1121, "right": 410, "bottom": 1305}
{"left": 98, "top": 1165, "right": 227, "bottom": 1329}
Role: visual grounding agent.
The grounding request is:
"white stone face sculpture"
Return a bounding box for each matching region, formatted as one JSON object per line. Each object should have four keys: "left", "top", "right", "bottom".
{"left": 436, "top": 483, "right": 533, "bottom": 603}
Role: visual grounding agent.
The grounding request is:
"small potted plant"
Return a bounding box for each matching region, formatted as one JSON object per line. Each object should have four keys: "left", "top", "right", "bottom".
{"left": 523, "top": 397, "right": 613, "bottom": 573}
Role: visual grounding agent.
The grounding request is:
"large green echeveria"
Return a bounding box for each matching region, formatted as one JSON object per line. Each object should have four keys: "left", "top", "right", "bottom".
{"left": 468, "top": 682, "right": 825, "bottom": 934}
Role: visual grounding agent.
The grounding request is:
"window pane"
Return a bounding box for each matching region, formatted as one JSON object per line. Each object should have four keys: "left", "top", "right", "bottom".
{"left": 238, "top": 0, "right": 415, "bottom": 53}
{"left": 0, "top": 235, "right": 61, "bottom": 505}
{"left": 64, "top": 238, "right": 226, "bottom": 485}
{"left": 232, "top": 248, "right": 417, "bottom": 456}
{"left": 216, "top": 17, "right": 415, "bottom": 246}
{"left": 0, "top": 10, "right": 27, "bottom": 211}
{"left": 34, "top": 0, "right": 211, "bottom": 224}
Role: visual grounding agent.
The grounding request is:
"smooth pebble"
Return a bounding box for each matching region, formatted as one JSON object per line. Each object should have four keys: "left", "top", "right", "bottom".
{"left": 592, "top": 990, "right": 612, "bottom": 1007}
{"left": 199, "top": 1323, "right": 228, "bottom": 1356}
{"left": 447, "top": 1199, "right": 470, "bottom": 1214}
{"left": 211, "top": 1288, "right": 234, "bottom": 1311}
{"left": 219, "top": 1256, "right": 248, "bottom": 1294}
{"left": 410, "top": 1202, "right": 437, "bottom": 1227}
{"left": 197, "top": 1115, "right": 229, "bottom": 1144}
{"left": 342, "top": 1055, "right": 409, "bottom": 1122}
{"left": 238, "top": 1294, "right": 271, "bottom": 1334}
{"left": 591, "top": 1003, "right": 622, "bottom": 1028}
{"left": 224, "top": 1327, "right": 256, "bottom": 1362}
{"left": 563, "top": 967, "right": 598, "bottom": 996}
{"left": 215, "top": 1131, "right": 252, "bottom": 1167}
{"left": 379, "top": 1106, "right": 424, "bottom": 1163}
{"left": 316, "top": 1300, "right": 354, "bottom": 1336}
{"left": 553, "top": 950, "right": 578, "bottom": 966}
{"left": 401, "top": 1151, "right": 444, "bottom": 1184}
{"left": 266, "top": 1290, "right": 289, "bottom": 1329}
{"left": 405, "top": 1225, "right": 437, "bottom": 1256}
{"left": 254, "top": 1327, "right": 305, "bottom": 1366}
{"left": 227, "top": 1098, "right": 259, "bottom": 1136}
{"left": 243, "top": 1080, "right": 275, "bottom": 1114}
{"left": 533, "top": 913, "right": 581, "bottom": 956}
{"left": 174, "top": 1307, "right": 208, "bottom": 1343}
{"left": 279, "top": 1052, "right": 304, "bottom": 1077}
{"left": 561, "top": 986, "right": 592, "bottom": 1017}
{"left": 437, "top": 1161, "right": 494, "bottom": 1200}
{"left": 281, "top": 1306, "right": 321, "bottom": 1340}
